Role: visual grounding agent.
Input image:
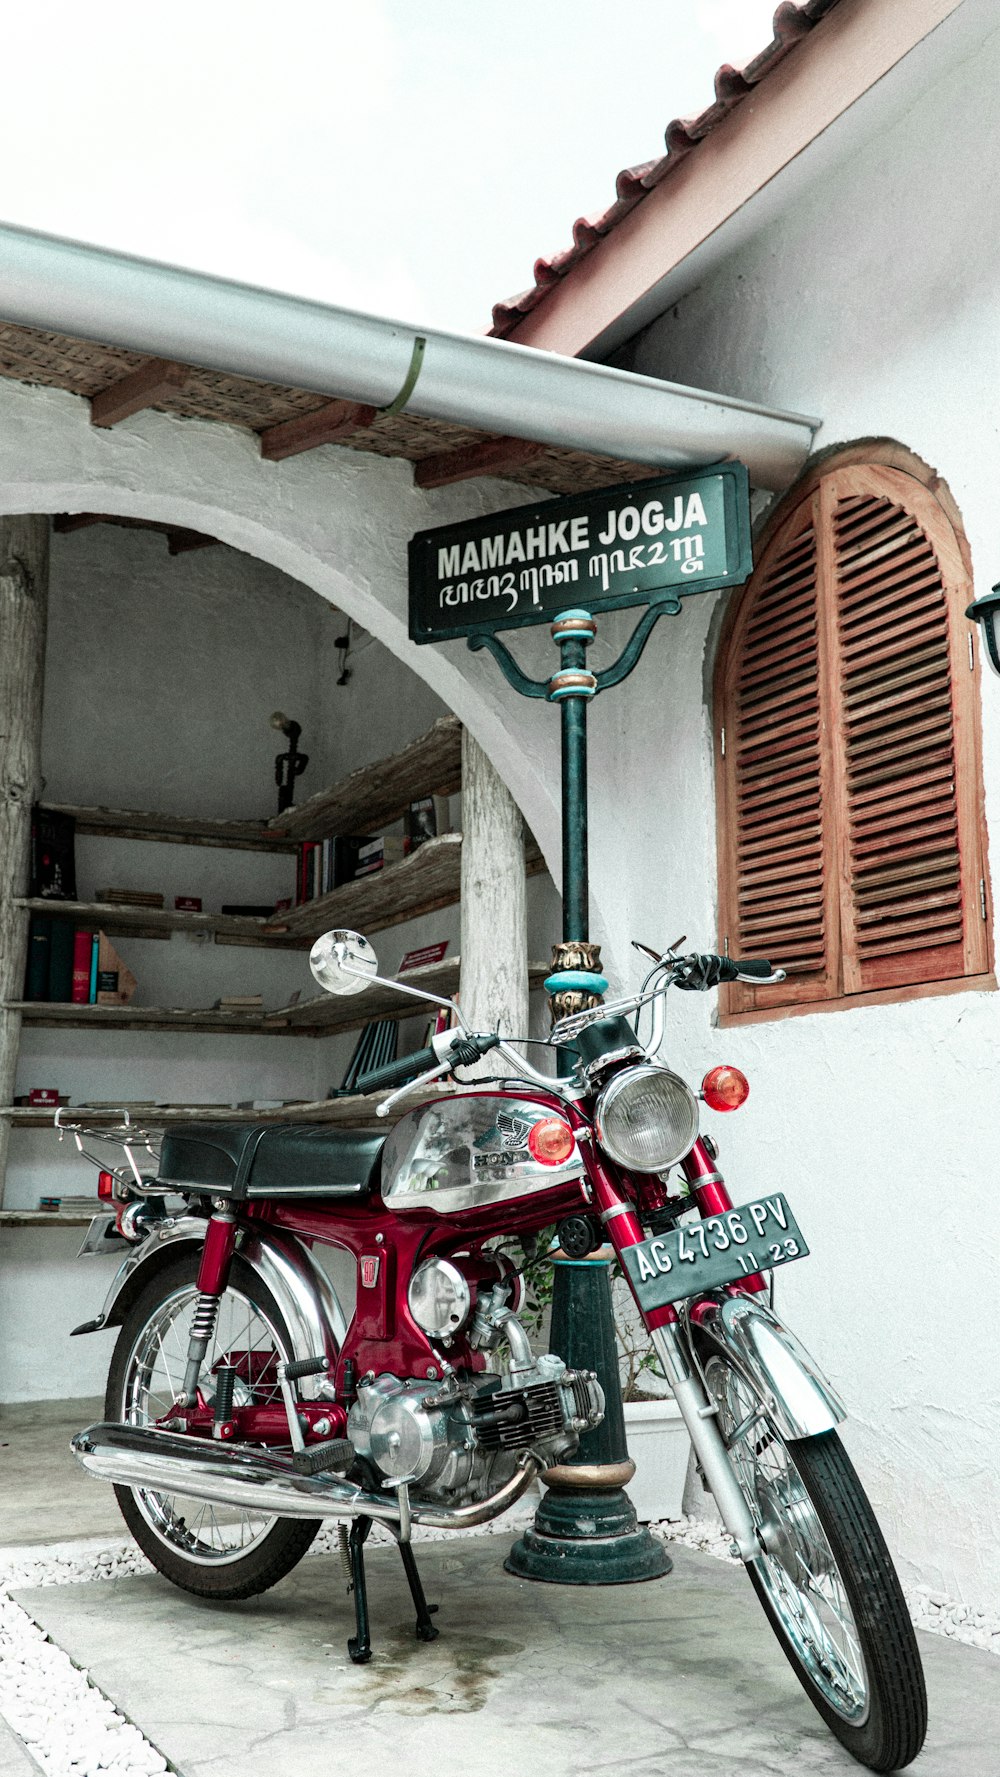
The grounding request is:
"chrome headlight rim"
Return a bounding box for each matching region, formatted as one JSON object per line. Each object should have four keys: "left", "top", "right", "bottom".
{"left": 594, "top": 1064, "right": 699, "bottom": 1172}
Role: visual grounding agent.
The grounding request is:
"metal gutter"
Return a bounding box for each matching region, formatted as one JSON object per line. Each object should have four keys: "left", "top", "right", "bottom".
{"left": 0, "top": 221, "right": 818, "bottom": 491}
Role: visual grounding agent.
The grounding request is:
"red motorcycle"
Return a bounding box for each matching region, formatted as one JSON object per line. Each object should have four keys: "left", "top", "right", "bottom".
{"left": 65, "top": 929, "right": 925, "bottom": 1772}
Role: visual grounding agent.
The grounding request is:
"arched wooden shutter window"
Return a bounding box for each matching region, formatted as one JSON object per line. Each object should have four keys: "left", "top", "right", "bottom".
{"left": 715, "top": 463, "right": 991, "bottom": 1019}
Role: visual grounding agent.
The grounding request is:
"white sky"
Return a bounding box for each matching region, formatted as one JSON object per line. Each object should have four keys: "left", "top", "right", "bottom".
{"left": 3, "top": 1, "right": 780, "bottom": 333}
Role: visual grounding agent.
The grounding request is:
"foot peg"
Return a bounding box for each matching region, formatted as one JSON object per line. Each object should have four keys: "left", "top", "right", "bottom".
{"left": 339, "top": 1515, "right": 440, "bottom": 1663}
{"left": 292, "top": 1438, "right": 354, "bottom": 1476}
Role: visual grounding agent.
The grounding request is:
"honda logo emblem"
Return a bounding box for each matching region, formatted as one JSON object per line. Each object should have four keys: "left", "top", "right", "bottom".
{"left": 360, "top": 1254, "right": 381, "bottom": 1289}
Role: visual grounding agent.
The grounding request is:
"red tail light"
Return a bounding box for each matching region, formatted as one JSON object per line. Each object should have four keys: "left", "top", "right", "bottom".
{"left": 527, "top": 1118, "right": 576, "bottom": 1165}
{"left": 701, "top": 1065, "right": 749, "bottom": 1112}
{"left": 97, "top": 1170, "right": 115, "bottom": 1200}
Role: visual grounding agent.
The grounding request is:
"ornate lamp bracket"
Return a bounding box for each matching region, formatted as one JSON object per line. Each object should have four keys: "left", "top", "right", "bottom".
{"left": 466, "top": 595, "right": 679, "bottom": 703}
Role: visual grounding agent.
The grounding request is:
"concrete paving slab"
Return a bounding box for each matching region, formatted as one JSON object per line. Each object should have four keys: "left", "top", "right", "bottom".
{"left": 0, "top": 1399, "right": 122, "bottom": 1546}
{"left": 0, "top": 1716, "right": 41, "bottom": 1777}
{"left": 14, "top": 1538, "right": 1000, "bottom": 1777}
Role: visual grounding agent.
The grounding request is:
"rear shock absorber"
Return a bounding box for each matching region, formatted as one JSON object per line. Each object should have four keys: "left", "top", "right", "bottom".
{"left": 182, "top": 1210, "right": 237, "bottom": 1403}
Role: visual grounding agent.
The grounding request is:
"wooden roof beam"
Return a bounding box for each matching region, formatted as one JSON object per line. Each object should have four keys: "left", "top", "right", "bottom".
{"left": 259, "top": 399, "right": 377, "bottom": 461}
{"left": 414, "top": 436, "right": 543, "bottom": 490}
{"left": 90, "top": 357, "right": 189, "bottom": 428}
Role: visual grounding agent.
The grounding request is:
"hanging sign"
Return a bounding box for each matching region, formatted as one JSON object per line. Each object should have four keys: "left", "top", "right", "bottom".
{"left": 408, "top": 461, "right": 751, "bottom": 643}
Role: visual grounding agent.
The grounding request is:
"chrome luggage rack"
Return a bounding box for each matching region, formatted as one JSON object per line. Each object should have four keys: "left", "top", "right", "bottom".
{"left": 54, "top": 1106, "right": 162, "bottom": 1192}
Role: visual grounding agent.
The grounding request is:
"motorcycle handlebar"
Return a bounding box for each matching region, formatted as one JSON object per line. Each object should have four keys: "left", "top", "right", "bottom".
{"left": 354, "top": 1046, "right": 437, "bottom": 1094}
{"left": 354, "top": 1032, "right": 501, "bottom": 1095}
{"left": 729, "top": 956, "right": 775, "bottom": 981}
{"left": 673, "top": 952, "right": 775, "bottom": 990}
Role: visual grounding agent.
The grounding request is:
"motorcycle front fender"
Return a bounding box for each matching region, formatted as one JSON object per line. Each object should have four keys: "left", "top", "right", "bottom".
{"left": 71, "top": 1214, "right": 348, "bottom": 1396}
{"left": 693, "top": 1294, "right": 846, "bottom": 1442}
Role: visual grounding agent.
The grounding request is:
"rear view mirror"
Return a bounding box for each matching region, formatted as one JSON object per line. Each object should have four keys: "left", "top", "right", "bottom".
{"left": 309, "top": 929, "right": 379, "bottom": 996}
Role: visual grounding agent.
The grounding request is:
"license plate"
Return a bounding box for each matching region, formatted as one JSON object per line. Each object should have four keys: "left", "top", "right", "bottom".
{"left": 621, "top": 1193, "right": 808, "bottom": 1312}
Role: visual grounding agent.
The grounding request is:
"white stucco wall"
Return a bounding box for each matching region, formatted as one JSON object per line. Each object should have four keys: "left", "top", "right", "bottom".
{"left": 598, "top": 6, "right": 1000, "bottom": 1612}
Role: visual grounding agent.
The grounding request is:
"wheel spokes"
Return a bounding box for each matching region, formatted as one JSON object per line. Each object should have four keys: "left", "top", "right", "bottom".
{"left": 708, "top": 1357, "right": 868, "bottom": 1723}
{"left": 123, "top": 1283, "right": 289, "bottom": 1564}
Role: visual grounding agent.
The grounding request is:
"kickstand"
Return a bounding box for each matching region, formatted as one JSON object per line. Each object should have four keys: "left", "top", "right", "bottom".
{"left": 396, "top": 1536, "right": 440, "bottom": 1644}
{"left": 346, "top": 1515, "right": 373, "bottom": 1665}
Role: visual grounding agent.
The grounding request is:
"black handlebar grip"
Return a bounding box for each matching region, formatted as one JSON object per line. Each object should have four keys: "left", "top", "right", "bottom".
{"left": 354, "top": 1045, "right": 438, "bottom": 1094}
{"left": 731, "top": 957, "right": 773, "bottom": 979}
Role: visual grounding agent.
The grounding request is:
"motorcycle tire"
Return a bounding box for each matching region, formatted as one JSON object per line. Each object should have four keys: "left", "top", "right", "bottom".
{"left": 106, "top": 1251, "right": 321, "bottom": 1601}
{"left": 696, "top": 1341, "right": 927, "bottom": 1772}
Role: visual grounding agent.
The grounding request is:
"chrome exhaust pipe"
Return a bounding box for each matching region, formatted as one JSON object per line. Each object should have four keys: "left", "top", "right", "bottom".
{"left": 71, "top": 1422, "right": 540, "bottom": 1529}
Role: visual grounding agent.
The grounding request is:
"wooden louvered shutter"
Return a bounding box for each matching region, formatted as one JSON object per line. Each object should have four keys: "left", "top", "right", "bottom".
{"left": 716, "top": 460, "right": 989, "bottom": 1019}
{"left": 715, "top": 494, "right": 840, "bottom": 1014}
{"left": 823, "top": 466, "right": 988, "bottom": 993}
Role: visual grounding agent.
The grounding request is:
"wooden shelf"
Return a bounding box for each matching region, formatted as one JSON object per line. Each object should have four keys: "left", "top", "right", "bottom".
{"left": 7, "top": 958, "right": 549, "bottom": 1038}
{"left": 16, "top": 896, "right": 307, "bottom": 948}
{"left": 269, "top": 715, "right": 462, "bottom": 841}
{"left": 38, "top": 802, "right": 296, "bottom": 852}
{"left": 1, "top": 1085, "right": 465, "bottom": 1131}
{"left": 0, "top": 1205, "right": 102, "bottom": 1227}
{"left": 18, "top": 835, "right": 546, "bottom": 953}
{"left": 273, "top": 831, "right": 546, "bottom": 942}
{"left": 9, "top": 1001, "right": 289, "bottom": 1036}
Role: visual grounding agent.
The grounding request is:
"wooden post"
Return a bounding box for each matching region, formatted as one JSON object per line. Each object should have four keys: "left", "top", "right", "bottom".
{"left": 0, "top": 516, "right": 49, "bottom": 1205}
{"left": 459, "top": 730, "right": 528, "bottom": 1072}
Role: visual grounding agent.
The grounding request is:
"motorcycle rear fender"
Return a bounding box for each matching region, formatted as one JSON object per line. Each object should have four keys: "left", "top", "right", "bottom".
{"left": 693, "top": 1294, "right": 846, "bottom": 1442}
{"left": 72, "top": 1215, "right": 348, "bottom": 1397}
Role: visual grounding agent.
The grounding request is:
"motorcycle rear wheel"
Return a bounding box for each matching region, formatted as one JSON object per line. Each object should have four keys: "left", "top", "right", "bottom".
{"left": 106, "top": 1252, "right": 321, "bottom": 1599}
{"left": 698, "top": 1343, "right": 927, "bottom": 1772}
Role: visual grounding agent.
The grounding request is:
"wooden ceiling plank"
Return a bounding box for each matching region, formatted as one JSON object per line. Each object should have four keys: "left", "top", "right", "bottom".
{"left": 414, "top": 436, "right": 543, "bottom": 490}
{"left": 90, "top": 357, "right": 190, "bottom": 428}
{"left": 259, "top": 400, "right": 378, "bottom": 461}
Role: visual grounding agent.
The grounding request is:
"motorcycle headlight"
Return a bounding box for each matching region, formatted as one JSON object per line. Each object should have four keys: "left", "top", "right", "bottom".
{"left": 594, "top": 1065, "right": 699, "bottom": 1171}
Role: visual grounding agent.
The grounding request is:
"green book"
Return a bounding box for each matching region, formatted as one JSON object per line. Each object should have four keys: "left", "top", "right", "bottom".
{"left": 25, "top": 915, "right": 52, "bottom": 1001}
{"left": 47, "top": 920, "right": 75, "bottom": 1003}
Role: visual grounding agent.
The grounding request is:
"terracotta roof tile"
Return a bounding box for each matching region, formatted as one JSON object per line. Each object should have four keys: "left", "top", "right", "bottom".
{"left": 490, "top": 0, "right": 842, "bottom": 339}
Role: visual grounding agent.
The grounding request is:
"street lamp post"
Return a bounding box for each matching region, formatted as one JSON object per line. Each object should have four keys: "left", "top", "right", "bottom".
{"left": 469, "top": 604, "right": 675, "bottom": 1584}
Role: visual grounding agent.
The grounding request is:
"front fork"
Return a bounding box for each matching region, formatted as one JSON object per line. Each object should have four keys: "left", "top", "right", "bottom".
{"left": 590, "top": 1139, "right": 762, "bottom": 1561}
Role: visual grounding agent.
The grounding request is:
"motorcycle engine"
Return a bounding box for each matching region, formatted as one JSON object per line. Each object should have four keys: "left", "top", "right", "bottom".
{"left": 348, "top": 1333, "right": 603, "bottom": 1508}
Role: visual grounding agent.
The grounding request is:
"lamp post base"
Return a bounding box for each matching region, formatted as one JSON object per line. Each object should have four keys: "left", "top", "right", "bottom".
{"left": 506, "top": 1253, "right": 672, "bottom": 1586}
{"left": 506, "top": 1483, "right": 672, "bottom": 1584}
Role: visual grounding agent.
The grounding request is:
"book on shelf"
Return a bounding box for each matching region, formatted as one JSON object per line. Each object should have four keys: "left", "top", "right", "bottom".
{"left": 25, "top": 915, "right": 52, "bottom": 1000}
{"left": 47, "top": 921, "right": 75, "bottom": 1001}
{"left": 404, "top": 795, "right": 451, "bottom": 850}
{"left": 25, "top": 924, "right": 136, "bottom": 1005}
{"left": 96, "top": 889, "right": 165, "bottom": 908}
{"left": 295, "top": 833, "right": 406, "bottom": 905}
{"left": 30, "top": 809, "right": 77, "bottom": 900}
{"left": 95, "top": 933, "right": 137, "bottom": 1005}
{"left": 71, "top": 930, "right": 92, "bottom": 1002}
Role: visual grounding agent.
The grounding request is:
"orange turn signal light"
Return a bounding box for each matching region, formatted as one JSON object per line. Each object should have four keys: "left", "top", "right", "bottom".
{"left": 527, "top": 1117, "right": 576, "bottom": 1165}
{"left": 701, "top": 1065, "right": 750, "bottom": 1112}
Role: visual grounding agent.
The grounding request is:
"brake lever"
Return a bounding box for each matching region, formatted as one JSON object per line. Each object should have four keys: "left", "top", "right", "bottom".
{"left": 375, "top": 1059, "right": 455, "bottom": 1119}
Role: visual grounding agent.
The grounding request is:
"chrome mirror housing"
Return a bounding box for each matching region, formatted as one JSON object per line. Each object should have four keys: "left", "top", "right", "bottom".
{"left": 309, "top": 929, "right": 379, "bottom": 996}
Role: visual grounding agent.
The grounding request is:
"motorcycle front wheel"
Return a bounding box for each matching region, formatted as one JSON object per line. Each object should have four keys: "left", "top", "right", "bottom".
{"left": 106, "top": 1251, "right": 321, "bottom": 1599}
{"left": 697, "top": 1341, "right": 927, "bottom": 1773}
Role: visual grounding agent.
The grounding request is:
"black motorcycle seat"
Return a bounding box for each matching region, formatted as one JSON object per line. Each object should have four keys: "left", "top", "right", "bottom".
{"left": 157, "top": 1121, "right": 385, "bottom": 1202}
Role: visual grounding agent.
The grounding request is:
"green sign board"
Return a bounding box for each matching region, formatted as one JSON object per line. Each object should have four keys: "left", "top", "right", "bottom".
{"left": 408, "top": 461, "right": 751, "bottom": 643}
